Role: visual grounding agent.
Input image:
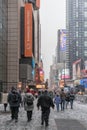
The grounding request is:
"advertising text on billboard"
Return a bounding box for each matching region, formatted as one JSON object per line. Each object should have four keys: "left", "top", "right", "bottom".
{"left": 24, "top": 3, "right": 33, "bottom": 57}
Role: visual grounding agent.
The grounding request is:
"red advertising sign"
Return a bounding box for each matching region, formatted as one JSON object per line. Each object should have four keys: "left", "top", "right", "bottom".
{"left": 24, "top": 3, "right": 33, "bottom": 57}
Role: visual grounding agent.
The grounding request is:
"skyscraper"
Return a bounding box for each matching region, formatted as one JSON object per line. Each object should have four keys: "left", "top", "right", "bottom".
{"left": 0, "top": 0, "right": 8, "bottom": 90}
{"left": 66, "top": 0, "right": 87, "bottom": 78}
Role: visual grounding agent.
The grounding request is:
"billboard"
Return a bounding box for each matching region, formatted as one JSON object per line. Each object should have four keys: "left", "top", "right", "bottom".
{"left": 60, "top": 29, "right": 66, "bottom": 51}
{"left": 23, "top": 0, "right": 35, "bottom": 4}
{"left": 81, "top": 69, "right": 87, "bottom": 78}
{"left": 61, "top": 69, "right": 70, "bottom": 79}
{"left": 24, "top": 3, "right": 33, "bottom": 57}
{"left": 80, "top": 78, "right": 87, "bottom": 88}
{"left": 36, "top": 0, "right": 40, "bottom": 9}
{"left": 72, "top": 59, "right": 81, "bottom": 80}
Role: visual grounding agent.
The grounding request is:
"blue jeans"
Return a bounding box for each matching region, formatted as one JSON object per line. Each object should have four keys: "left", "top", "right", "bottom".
{"left": 61, "top": 100, "right": 65, "bottom": 111}
{"left": 56, "top": 103, "right": 60, "bottom": 111}
{"left": 70, "top": 100, "right": 74, "bottom": 109}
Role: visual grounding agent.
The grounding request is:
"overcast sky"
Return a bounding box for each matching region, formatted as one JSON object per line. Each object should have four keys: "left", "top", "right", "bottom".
{"left": 40, "top": 0, "right": 66, "bottom": 80}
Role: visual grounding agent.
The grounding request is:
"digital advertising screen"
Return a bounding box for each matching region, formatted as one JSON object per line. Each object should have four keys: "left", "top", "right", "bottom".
{"left": 60, "top": 29, "right": 66, "bottom": 51}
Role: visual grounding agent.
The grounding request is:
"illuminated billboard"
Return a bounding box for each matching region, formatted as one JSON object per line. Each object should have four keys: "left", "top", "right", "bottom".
{"left": 23, "top": 0, "right": 35, "bottom": 4}
{"left": 72, "top": 59, "right": 81, "bottom": 80}
{"left": 36, "top": 0, "right": 40, "bottom": 9}
{"left": 61, "top": 69, "right": 70, "bottom": 79}
{"left": 60, "top": 29, "right": 66, "bottom": 51}
{"left": 24, "top": 3, "right": 33, "bottom": 57}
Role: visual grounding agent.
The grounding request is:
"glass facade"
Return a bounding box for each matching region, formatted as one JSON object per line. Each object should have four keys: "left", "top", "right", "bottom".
{"left": 0, "top": 0, "right": 8, "bottom": 88}
{"left": 66, "top": 0, "right": 87, "bottom": 78}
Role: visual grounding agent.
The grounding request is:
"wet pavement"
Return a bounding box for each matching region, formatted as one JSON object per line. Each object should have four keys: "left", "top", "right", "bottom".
{"left": 55, "top": 119, "right": 86, "bottom": 130}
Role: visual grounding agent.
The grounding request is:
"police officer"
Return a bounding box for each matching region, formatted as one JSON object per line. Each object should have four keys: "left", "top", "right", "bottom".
{"left": 37, "top": 90, "right": 54, "bottom": 127}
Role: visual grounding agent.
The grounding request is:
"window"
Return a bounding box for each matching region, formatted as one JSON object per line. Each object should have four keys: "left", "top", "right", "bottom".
{"left": 76, "top": 31, "right": 78, "bottom": 37}
{"left": 76, "top": 51, "right": 78, "bottom": 56}
{"left": 76, "top": 12, "right": 78, "bottom": 18}
{"left": 0, "top": 23, "right": 2, "bottom": 29}
{"left": 76, "top": 0, "right": 78, "bottom": 8}
{"left": 84, "top": 51, "right": 87, "bottom": 56}
{"left": 84, "top": 2, "right": 87, "bottom": 8}
{"left": 84, "top": 41, "right": 87, "bottom": 47}
{"left": 84, "top": 21, "right": 87, "bottom": 27}
{"left": 84, "top": 31, "right": 87, "bottom": 37}
{"left": 76, "top": 22, "right": 78, "bottom": 27}
{"left": 76, "top": 41, "right": 78, "bottom": 46}
{"left": 84, "top": 12, "right": 87, "bottom": 17}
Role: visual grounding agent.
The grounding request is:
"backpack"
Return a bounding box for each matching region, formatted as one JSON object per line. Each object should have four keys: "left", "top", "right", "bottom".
{"left": 12, "top": 93, "right": 19, "bottom": 103}
{"left": 26, "top": 97, "right": 33, "bottom": 106}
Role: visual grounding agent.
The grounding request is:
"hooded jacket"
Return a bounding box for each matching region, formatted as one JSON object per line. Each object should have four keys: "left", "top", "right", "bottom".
{"left": 8, "top": 87, "right": 22, "bottom": 107}
{"left": 23, "top": 93, "right": 34, "bottom": 111}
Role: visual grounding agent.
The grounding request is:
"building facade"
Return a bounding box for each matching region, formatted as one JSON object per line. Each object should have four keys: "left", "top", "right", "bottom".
{"left": 66, "top": 0, "right": 87, "bottom": 78}
{"left": 0, "top": 0, "right": 41, "bottom": 91}
{"left": 0, "top": 0, "right": 8, "bottom": 91}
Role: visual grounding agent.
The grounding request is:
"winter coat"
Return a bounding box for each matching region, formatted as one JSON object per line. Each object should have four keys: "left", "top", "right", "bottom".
{"left": 23, "top": 93, "right": 34, "bottom": 111}
{"left": 8, "top": 90, "right": 22, "bottom": 107}
{"left": 70, "top": 93, "right": 75, "bottom": 101}
{"left": 60, "top": 91, "right": 66, "bottom": 101}
{"left": 54, "top": 95, "right": 61, "bottom": 105}
{"left": 37, "top": 92, "right": 54, "bottom": 109}
{"left": 2, "top": 93, "right": 8, "bottom": 104}
{"left": 65, "top": 93, "right": 70, "bottom": 102}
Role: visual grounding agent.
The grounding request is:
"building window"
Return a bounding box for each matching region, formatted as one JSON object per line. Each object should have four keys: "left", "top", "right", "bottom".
{"left": 84, "top": 2, "right": 87, "bottom": 8}
{"left": 84, "top": 41, "right": 87, "bottom": 47}
{"left": 76, "top": 51, "right": 78, "bottom": 56}
{"left": 84, "top": 12, "right": 87, "bottom": 17}
{"left": 76, "top": 41, "right": 78, "bottom": 46}
{"left": 76, "top": 12, "right": 78, "bottom": 18}
{"left": 76, "top": 22, "right": 78, "bottom": 27}
{"left": 76, "top": 0, "right": 78, "bottom": 8}
{"left": 0, "top": 23, "right": 2, "bottom": 29}
{"left": 84, "top": 21, "right": 87, "bottom": 27}
{"left": 84, "top": 51, "right": 87, "bottom": 56}
{"left": 84, "top": 31, "right": 87, "bottom": 37}
{"left": 76, "top": 31, "right": 78, "bottom": 37}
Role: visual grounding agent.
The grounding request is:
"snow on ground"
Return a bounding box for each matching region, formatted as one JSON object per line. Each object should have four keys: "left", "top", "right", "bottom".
{"left": 0, "top": 100, "right": 87, "bottom": 129}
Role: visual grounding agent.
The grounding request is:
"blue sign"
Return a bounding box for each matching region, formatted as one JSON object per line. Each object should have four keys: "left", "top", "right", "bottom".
{"left": 80, "top": 79, "right": 87, "bottom": 88}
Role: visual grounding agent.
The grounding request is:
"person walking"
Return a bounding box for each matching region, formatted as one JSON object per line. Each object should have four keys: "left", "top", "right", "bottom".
{"left": 65, "top": 92, "right": 70, "bottom": 109}
{"left": 23, "top": 91, "right": 34, "bottom": 122}
{"left": 37, "top": 90, "right": 54, "bottom": 127}
{"left": 60, "top": 89, "right": 66, "bottom": 111}
{"left": 2, "top": 90, "right": 8, "bottom": 112}
{"left": 70, "top": 91, "right": 75, "bottom": 109}
{"left": 7, "top": 86, "right": 22, "bottom": 122}
{"left": 54, "top": 94, "right": 61, "bottom": 112}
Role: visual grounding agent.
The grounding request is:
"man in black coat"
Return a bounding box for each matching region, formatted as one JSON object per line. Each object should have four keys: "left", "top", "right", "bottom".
{"left": 37, "top": 90, "right": 54, "bottom": 127}
{"left": 8, "top": 86, "right": 22, "bottom": 122}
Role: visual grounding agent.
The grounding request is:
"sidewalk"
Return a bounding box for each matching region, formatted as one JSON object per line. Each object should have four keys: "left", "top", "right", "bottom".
{"left": 0, "top": 99, "right": 57, "bottom": 130}
{"left": 55, "top": 119, "right": 86, "bottom": 130}
{"left": 0, "top": 100, "right": 87, "bottom": 130}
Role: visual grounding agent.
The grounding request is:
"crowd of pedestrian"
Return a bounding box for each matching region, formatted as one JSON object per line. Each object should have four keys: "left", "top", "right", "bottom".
{"left": 0, "top": 86, "right": 75, "bottom": 127}
{"left": 54, "top": 89, "right": 75, "bottom": 112}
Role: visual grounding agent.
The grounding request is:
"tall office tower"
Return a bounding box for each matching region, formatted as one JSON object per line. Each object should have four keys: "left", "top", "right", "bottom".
{"left": 7, "top": 0, "right": 24, "bottom": 89}
{"left": 66, "top": 0, "right": 87, "bottom": 78}
{"left": 0, "top": 0, "right": 8, "bottom": 90}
